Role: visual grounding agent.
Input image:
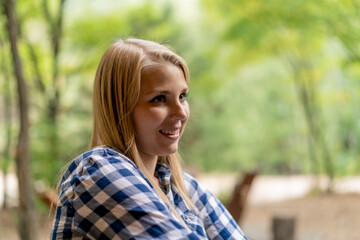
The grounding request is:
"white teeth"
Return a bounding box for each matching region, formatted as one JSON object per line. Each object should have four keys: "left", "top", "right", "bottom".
{"left": 160, "top": 129, "right": 179, "bottom": 135}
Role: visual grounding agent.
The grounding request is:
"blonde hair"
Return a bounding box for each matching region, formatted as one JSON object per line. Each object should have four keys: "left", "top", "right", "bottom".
{"left": 90, "top": 38, "right": 195, "bottom": 220}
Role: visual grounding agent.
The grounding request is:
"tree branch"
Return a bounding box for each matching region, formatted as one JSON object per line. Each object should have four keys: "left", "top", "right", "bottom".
{"left": 23, "top": 36, "right": 46, "bottom": 94}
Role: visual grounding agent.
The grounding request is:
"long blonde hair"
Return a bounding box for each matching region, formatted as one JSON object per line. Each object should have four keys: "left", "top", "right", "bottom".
{"left": 90, "top": 38, "right": 195, "bottom": 218}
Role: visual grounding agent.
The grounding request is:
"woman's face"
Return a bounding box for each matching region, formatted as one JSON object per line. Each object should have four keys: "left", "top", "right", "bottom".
{"left": 133, "top": 62, "right": 189, "bottom": 161}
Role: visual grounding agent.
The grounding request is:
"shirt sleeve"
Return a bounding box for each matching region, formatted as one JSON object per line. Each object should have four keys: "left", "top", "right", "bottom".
{"left": 183, "top": 173, "right": 248, "bottom": 240}
{"left": 52, "top": 151, "right": 200, "bottom": 240}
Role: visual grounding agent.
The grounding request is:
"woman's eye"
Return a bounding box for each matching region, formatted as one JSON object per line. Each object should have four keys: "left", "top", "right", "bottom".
{"left": 150, "top": 95, "right": 166, "bottom": 103}
{"left": 180, "top": 92, "right": 188, "bottom": 101}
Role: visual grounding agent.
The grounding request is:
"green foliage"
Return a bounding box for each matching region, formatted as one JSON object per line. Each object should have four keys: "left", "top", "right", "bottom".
{"left": 182, "top": 57, "right": 307, "bottom": 173}
{"left": 190, "top": 0, "right": 360, "bottom": 177}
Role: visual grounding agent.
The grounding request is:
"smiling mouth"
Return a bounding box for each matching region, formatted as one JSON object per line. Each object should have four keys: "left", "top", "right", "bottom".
{"left": 159, "top": 129, "right": 180, "bottom": 136}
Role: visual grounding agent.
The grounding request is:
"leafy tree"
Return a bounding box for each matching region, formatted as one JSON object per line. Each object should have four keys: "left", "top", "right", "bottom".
{"left": 2, "top": 0, "right": 34, "bottom": 238}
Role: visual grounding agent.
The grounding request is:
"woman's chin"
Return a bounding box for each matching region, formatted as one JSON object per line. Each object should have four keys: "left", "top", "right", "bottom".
{"left": 160, "top": 145, "right": 178, "bottom": 156}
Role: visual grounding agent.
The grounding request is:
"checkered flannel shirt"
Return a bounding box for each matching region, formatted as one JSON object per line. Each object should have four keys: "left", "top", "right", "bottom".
{"left": 51, "top": 146, "right": 248, "bottom": 239}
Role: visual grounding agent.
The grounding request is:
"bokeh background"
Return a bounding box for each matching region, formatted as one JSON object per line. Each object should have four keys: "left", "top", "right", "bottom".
{"left": 1, "top": 0, "right": 360, "bottom": 239}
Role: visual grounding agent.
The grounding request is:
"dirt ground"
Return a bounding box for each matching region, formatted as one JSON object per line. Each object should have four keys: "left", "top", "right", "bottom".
{"left": 0, "top": 208, "right": 52, "bottom": 240}
{"left": 0, "top": 193, "right": 359, "bottom": 239}
{"left": 241, "top": 193, "right": 360, "bottom": 240}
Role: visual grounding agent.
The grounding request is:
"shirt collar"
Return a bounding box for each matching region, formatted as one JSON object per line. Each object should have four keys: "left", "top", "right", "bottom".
{"left": 155, "top": 163, "right": 172, "bottom": 194}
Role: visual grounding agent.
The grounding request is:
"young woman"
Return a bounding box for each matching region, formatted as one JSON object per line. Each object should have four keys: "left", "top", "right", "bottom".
{"left": 51, "top": 38, "right": 248, "bottom": 239}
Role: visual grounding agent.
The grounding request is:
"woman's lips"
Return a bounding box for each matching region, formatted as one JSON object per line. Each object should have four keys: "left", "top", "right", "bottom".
{"left": 159, "top": 129, "right": 180, "bottom": 140}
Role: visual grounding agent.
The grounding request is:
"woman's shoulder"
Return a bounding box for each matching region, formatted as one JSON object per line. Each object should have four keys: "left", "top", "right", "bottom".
{"left": 62, "top": 146, "right": 138, "bottom": 182}
{"left": 182, "top": 172, "right": 208, "bottom": 196}
{"left": 181, "top": 171, "right": 220, "bottom": 206}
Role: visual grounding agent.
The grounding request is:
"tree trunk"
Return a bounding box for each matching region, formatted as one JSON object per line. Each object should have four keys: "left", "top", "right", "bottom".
{"left": 43, "top": 0, "right": 67, "bottom": 181}
{"left": 287, "top": 55, "right": 334, "bottom": 192}
{"left": 4, "top": 0, "right": 35, "bottom": 239}
{"left": 287, "top": 57, "right": 320, "bottom": 175}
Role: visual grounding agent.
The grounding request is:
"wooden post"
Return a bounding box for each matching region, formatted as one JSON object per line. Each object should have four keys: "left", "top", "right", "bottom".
{"left": 272, "top": 216, "right": 296, "bottom": 240}
{"left": 226, "top": 172, "right": 256, "bottom": 223}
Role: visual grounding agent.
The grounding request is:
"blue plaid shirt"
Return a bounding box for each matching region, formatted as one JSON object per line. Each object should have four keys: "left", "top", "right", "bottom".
{"left": 51, "top": 146, "right": 247, "bottom": 239}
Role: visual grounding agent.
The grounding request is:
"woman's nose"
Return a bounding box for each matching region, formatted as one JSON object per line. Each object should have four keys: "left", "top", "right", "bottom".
{"left": 170, "top": 101, "right": 188, "bottom": 121}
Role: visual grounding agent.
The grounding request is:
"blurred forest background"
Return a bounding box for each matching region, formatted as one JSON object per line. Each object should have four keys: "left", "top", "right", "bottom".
{"left": 0, "top": 0, "right": 360, "bottom": 239}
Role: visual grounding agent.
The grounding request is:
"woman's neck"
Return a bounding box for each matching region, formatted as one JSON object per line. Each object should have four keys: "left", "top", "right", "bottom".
{"left": 138, "top": 151, "right": 159, "bottom": 184}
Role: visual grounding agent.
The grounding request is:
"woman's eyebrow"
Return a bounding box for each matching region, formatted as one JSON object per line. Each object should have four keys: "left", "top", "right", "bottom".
{"left": 145, "top": 88, "right": 188, "bottom": 95}
{"left": 143, "top": 90, "right": 170, "bottom": 95}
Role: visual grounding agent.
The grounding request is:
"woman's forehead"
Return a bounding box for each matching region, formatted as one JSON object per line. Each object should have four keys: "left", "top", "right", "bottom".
{"left": 140, "top": 63, "right": 188, "bottom": 92}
